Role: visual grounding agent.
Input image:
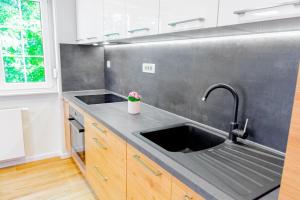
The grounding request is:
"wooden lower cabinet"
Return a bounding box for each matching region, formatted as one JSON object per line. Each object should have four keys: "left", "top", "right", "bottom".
{"left": 172, "top": 177, "right": 205, "bottom": 200}
{"left": 127, "top": 144, "right": 172, "bottom": 200}
{"left": 83, "top": 112, "right": 205, "bottom": 200}
{"left": 85, "top": 115, "right": 126, "bottom": 200}
{"left": 279, "top": 67, "right": 300, "bottom": 200}
{"left": 63, "top": 100, "right": 71, "bottom": 153}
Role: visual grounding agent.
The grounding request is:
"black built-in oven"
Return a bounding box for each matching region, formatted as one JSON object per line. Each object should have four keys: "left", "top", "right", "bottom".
{"left": 69, "top": 106, "right": 85, "bottom": 169}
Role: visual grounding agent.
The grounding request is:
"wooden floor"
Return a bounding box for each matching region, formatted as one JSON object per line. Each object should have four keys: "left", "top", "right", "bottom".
{"left": 0, "top": 157, "right": 97, "bottom": 200}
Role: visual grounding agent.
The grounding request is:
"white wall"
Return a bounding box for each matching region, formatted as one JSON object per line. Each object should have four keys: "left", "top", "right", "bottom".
{"left": 0, "top": 94, "right": 64, "bottom": 167}
{"left": 0, "top": 0, "right": 66, "bottom": 168}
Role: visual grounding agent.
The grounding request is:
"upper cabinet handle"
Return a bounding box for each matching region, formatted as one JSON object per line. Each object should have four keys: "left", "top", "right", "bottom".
{"left": 128, "top": 28, "right": 150, "bottom": 33}
{"left": 104, "top": 33, "right": 120, "bottom": 37}
{"left": 234, "top": 0, "right": 300, "bottom": 15}
{"left": 168, "top": 18, "right": 205, "bottom": 27}
{"left": 87, "top": 37, "right": 97, "bottom": 40}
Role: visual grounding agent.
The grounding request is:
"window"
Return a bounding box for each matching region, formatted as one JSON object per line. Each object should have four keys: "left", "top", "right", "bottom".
{"left": 0, "top": 0, "right": 52, "bottom": 91}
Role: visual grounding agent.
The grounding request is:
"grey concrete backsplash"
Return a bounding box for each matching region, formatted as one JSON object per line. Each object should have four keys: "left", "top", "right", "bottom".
{"left": 105, "top": 32, "right": 300, "bottom": 152}
{"left": 60, "top": 44, "right": 105, "bottom": 91}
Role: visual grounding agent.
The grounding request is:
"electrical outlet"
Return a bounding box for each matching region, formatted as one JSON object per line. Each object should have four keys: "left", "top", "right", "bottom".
{"left": 142, "top": 63, "right": 155, "bottom": 73}
{"left": 107, "top": 60, "right": 111, "bottom": 68}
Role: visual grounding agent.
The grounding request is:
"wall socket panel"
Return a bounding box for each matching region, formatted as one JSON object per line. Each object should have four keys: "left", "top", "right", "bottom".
{"left": 106, "top": 60, "right": 111, "bottom": 68}
{"left": 142, "top": 63, "right": 155, "bottom": 73}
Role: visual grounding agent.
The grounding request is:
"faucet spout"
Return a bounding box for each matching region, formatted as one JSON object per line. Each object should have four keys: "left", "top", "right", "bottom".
{"left": 202, "top": 83, "right": 240, "bottom": 143}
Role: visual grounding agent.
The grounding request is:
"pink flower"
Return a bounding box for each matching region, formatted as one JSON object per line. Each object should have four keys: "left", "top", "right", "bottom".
{"left": 129, "top": 91, "right": 141, "bottom": 99}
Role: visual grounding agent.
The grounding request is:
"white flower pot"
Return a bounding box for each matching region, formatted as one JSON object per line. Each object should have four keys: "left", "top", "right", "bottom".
{"left": 128, "top": 101, "right": 141, "bottom": 114}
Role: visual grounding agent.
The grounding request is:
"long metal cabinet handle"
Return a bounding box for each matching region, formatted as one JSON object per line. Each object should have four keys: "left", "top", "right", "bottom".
{"left": 92, "top": 138, "right": 107, "bottom": 150}
{"left": 168, "top": 17, "right": 205, "bottom": 27}
{"left": 104, "top": 32, "right": 120, "bottom": 37}
{"left": 94, "top": 166, "right": 108, "bottom": 181}
{"left": 92, "top": 123, "right": 107, "bottom": 136}
{"left": 133, "top": 155, "right": 162, "bottom": 176}
{"left": 234, "top": 0, "right": 300, "bottom": 15}
{"left": 128, "top": 28, "right": 150, "bottom": 33}
{"left": 87, "top": 37, "right": 97, "bottom": 40}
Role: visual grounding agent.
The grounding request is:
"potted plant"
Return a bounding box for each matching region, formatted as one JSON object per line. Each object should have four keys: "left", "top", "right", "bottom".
{"left": 128, "top": 91, "right": 141, "bottom": 114}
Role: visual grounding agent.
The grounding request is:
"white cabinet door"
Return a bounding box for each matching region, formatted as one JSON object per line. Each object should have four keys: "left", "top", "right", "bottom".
{"left": 159, "top": 0, "right": 219, "bottom": 33}
{"left": 126, "top": 0, "right": 159, "bottom": 37}
{"left": 218, "top": 0, "right": 300, "bottom": 26}
{"left": 103, "top": 0, "right": 126, "bottom": 40}
{"left": 75, "top": 0, "right": 86, "bottom": 41}
{"left": 76, "top": 0, "right": 103, "bottom": 43}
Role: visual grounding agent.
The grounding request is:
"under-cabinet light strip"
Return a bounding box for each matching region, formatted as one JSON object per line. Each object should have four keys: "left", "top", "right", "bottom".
{"left": 104, "top": 30, "right": 300, "bottom": 49}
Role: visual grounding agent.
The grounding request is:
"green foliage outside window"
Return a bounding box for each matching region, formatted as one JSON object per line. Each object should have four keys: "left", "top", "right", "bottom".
{"left": 0, "top": 0, "right": 45, "bottom": 84}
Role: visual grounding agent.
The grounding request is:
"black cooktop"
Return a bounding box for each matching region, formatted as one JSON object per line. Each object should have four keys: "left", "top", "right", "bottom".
{"left": 75, "top": 94, "right": 127, "bottom": 105}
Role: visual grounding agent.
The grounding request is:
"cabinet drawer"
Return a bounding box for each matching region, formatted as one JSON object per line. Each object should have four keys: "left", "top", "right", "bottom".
{"left": 86, "top": 152, "right": 126, "bottom": 200}
{"left": 86, "top": 116, "right": 125, "bottom": 155}
{"left": 85, "top": 115, "right": 126, "bottom": 200}
{"left": 172, "top": 178, "right": 205, "bottom": 200}
{"left": 85, "top": 115, "right": 109, "bottom": 139}
{"left": 86, "top": 121, "right": 126, "bottom": 171}
{"left": 218, "top": 0, "right": 300, "bottom": 26}
{"left": 127, "top": 144, "right": 172, "bottom": 200}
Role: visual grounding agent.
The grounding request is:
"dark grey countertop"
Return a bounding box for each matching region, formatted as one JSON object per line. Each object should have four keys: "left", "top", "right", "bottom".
{"left": 63, "top": 89, "right": 282, "bottom": 200}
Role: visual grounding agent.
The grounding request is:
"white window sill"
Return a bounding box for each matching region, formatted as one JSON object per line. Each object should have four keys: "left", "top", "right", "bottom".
{"left": 0, "top": 88, "right": 59, "bottom": 97}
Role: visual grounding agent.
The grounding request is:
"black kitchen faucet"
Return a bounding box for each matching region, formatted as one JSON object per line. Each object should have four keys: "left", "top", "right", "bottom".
{"left": 202, "top": 83, "right": 248, "bottom": 143}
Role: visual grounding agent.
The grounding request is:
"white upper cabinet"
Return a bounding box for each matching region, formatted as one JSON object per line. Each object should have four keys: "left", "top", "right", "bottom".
{"left": 218, "top": 0, "right": 300, "bottom": 26}
{"left": 103, "top": 0, "right": 126, "bottom": 40}
{"left": 159, "top": 0, "right": 219, "bottom": 33}
{"left": 75, "top": 0, "right": 85, "bottom": 41}
{"left": 126, "top": 0, "right": 159, "bottom": 37}
{"left": 73, "top": 0, "right": 300, "bottom": 43}
{"left": 75, "top": 0, "right": 103, "bottom": 44}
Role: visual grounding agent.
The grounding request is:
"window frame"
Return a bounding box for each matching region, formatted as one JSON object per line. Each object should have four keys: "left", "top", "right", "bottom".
{"left": 0, "top": 0, "right": 53, "bottom": 91}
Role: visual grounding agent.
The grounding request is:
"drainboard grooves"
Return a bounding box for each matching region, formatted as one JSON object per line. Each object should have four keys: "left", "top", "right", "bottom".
{"left": 200, "top": 153, "right": 264, "bottom": 187}
{"left": 229, "top": 145, "right": 284, "bottom": 162}
{"left": 218, "top": 148, "right": 281, "bottom": 176}
{"left": 194, "top": 154, "right": 252, "bottom": 195}
{"left": 215, "top": 148, "right": 280, "bottom": 177}
{"left": 223, "top": 146, "right": 283, "bottom": 169}
{"left": 190, "top": 144, "right": 283, "bottom": 200}
{"left": 210, "top": 150, "right": 274, "bottom": 182}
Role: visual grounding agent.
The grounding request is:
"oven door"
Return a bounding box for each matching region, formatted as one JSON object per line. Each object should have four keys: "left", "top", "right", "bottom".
{"left": 70, "top": 119, "right": 85, "bottom": 168}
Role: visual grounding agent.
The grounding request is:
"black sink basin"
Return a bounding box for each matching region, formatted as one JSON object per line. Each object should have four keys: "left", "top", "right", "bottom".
{"left": 139, "top": 124, "right": 226, "bottom": 153}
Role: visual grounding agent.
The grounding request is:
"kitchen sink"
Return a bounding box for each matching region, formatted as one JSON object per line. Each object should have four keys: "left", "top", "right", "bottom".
{"left": 139, "top": 124, "right": 226, "bottom": 153}
{"left": 136, "top": 124, "right": 283, "bottom": 200}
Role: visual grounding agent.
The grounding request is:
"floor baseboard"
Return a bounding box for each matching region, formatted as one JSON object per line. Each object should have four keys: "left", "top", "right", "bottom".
{"left": 60, "top": 152, "right": 71, "bottom": 159}
{"left": 0, "top": 151, "right": 63, "bottom": 168}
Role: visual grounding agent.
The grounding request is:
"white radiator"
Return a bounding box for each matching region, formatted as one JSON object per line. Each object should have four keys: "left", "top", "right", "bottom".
{"left": 0, "top": 108, "right": 26, "bottom": 162}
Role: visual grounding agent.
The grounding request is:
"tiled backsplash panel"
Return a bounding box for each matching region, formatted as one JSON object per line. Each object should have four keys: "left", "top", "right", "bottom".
{"left": 105, "top": 32, "right": 300, "bottom": 152}
{"left": 60, "top": 44, "right": 105, "bottom": 91}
